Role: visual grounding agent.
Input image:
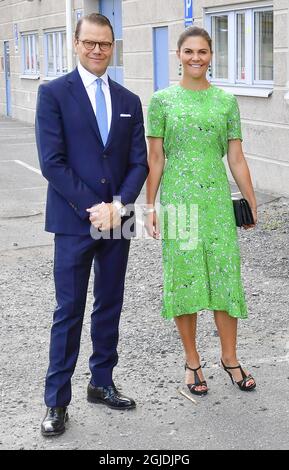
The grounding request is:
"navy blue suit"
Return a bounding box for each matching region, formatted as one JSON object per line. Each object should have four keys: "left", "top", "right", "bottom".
{"left": 35, "top": 68, "right": 148, "bottom": 407}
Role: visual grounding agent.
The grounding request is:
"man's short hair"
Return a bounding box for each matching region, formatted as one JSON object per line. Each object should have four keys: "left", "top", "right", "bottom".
{"left": 75, "top": 13, "right": 115, "bottom": 42}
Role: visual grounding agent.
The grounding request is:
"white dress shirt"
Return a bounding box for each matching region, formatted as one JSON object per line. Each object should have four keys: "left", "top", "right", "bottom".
{"left": 77, "top": 62, "right": 112, "bottom": 133}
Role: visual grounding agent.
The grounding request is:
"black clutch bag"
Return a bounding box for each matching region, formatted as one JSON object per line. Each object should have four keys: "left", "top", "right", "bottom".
{"left": 232, "top": 198, "right": 254, "bottom": 227}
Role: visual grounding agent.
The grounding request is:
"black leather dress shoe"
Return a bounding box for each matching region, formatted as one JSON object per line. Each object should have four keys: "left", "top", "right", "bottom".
{"left": 41, "top": 407, "right": 69, "bottom": 437}
{"left": 87, "top": 383, "right": 136, "bottom": 410}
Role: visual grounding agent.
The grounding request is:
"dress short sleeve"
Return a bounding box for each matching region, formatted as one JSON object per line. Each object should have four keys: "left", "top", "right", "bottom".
{"left": 147, "top": 94, "right": 165, "bottom": 138}
{"left": 227, "top": 95, "right": 242, "bottom": 141}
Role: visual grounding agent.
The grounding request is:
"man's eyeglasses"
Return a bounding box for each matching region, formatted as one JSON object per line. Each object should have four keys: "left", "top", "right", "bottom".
{"left": 78, "top": 40, "right": 113, "bottom": 52}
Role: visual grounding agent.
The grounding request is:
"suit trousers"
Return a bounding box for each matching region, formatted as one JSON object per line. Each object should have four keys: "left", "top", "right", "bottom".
{"left": 44, "top": 233, "right": 130, "bottom": 407}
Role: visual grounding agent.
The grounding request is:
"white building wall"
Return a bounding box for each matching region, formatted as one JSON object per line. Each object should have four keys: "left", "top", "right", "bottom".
{"left": 0, "top": 0, "right": 288, "bottom": 195}
{"left": 122, "top": 0, "right": 289, "bottom": 197}
{"left": 122, "top": 0, "right": 183, "bottom": 108}
{"left": 0, "top": 0, "right": 85, "bottom": 122}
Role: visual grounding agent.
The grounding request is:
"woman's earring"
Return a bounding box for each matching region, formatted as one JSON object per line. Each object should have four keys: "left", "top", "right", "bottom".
{"left": 178, "top": 63, "right": 182, "bottom": 76}
{"left": 208, "top": 64, "right": 212, "bottom": 78}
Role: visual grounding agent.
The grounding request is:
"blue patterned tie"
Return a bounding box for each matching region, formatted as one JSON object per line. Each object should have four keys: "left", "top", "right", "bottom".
{"left": 95, "top": 78, "right": 108, "bottom": 145}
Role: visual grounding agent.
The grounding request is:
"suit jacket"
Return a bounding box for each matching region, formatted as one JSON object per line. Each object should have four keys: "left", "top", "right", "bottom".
{"left": 35, "top": 68, "right": 148, "bottom": 235}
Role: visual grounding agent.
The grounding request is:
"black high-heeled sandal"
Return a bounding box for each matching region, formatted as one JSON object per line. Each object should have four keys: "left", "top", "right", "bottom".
{"left": 221, "top": 359, "right": 256, "bottom": 391}
{"left": 185, "top": 363, "right": 208, "bottom": 396}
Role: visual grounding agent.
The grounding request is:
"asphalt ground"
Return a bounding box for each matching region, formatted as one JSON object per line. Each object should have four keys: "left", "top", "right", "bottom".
{"left": 0, "top": 116, "right": 288, "bottom": 450}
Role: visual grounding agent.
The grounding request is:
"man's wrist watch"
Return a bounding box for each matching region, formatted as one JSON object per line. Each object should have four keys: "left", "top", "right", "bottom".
{"left": 112, "top": 200, "right": 127, "bottom": 217}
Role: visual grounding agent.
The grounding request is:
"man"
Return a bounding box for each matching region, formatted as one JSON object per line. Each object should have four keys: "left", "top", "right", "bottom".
{"left": 35, "top": 13, "right": 148, "bottom": 437}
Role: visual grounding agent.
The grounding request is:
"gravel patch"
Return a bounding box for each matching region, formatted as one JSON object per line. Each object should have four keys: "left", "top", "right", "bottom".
{"left": 0, "top": 197, "right": 288, "bottom": 450}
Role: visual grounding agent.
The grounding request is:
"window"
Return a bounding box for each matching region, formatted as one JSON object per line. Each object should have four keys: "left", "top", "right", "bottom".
{"left": 44, "top": 31, "right": 67, "bottom": 77}
{"left": 21, "top": 33, "right": 39, "bottom": 75}
{"left": 254, "top": 10, "right": 273, "bottom": 81}
{"left": 207, "top": 7, "right": 273, "bottom": 86}
{"left": 236, "top": 12, "right": 245, "bottom": 81}
{"left": 212, "top": 15, "right": 228, "bottom": 79}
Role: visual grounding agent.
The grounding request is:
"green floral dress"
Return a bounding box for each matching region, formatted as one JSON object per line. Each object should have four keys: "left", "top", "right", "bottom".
{"left": 147, "top": 84, "right": 248, "bottom": 320}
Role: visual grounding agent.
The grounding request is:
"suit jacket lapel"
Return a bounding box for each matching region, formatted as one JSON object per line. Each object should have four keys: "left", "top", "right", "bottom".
{"left": 66, "top": 69, "right": 103, "bottom": 145}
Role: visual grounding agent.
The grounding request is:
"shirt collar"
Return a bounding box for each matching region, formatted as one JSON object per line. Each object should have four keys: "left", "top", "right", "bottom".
{"left": 77, "top": 62, "right": 110, "bottom": 88}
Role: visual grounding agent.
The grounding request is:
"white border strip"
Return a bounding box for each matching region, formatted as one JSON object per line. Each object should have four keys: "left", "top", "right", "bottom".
{"left": 14, "top": 159, "right": 42, "bottom": 175}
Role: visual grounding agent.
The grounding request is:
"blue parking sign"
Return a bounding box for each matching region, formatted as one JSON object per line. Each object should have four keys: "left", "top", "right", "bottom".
{"left": 184, "top": 0, "right": 193, "bottom": 27}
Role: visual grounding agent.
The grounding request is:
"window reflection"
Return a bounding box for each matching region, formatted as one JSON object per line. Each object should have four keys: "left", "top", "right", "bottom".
{"left": 212, "top": 16, "right": 228, "bottom": 80}
{"left": 254, "top": 11, "right": 273, "bottom": 81}
{"left": 237, "top": 13, "right": 245, "bottom": 81}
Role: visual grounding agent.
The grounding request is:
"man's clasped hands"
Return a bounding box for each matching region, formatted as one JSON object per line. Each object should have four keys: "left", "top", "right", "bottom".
{"left": 86, "top": 202, "right": 121, "bottom": 231}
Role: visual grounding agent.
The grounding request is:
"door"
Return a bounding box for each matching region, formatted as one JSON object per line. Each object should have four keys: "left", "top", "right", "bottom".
{"left": 99, "top": 0, "right": 123, "bottom": 84}
{"left": 4, "top": 41, "right": 12, "bottom": 117}
{"left": 153, "top": 27, "right": 169, "bottom": 91}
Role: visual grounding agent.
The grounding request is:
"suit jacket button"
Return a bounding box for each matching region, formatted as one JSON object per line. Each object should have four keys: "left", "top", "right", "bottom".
{"left": 101, "top": 178, "right": 106, "bottom": 184}
{"left": 103, "top": 154, "right": 108, "bottom": 159}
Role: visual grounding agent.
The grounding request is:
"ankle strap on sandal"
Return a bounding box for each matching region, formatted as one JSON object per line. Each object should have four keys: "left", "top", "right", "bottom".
{"left": 224, "top": 364, "right": 241, "bottom": 370}
{"left": 185, "top": 363, "right": 202, "bottom": 372}
{"left": 221, "top": 360, "right": 247, "bottom": 379}
{"left": 221, "top": 358, "right": 241, "bottom": 370}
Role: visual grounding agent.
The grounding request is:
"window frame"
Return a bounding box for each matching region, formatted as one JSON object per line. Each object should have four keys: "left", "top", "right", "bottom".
{"left": 44, "top": 29, "right": 67, "bottom": 78}
{"left": 21, "top": 32, "right": 39, "bottom": 76}
{"left": 206, "top": 5, "right": 273, "bottom": 88}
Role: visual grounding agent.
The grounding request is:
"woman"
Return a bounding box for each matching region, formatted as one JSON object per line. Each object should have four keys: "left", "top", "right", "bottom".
{"left": 146, "top": 27, "right": 257, "bottom": 395}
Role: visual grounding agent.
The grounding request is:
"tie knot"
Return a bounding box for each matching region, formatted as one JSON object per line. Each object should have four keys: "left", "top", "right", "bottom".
{"left": 96, "top": 78, "right": 103, "bottom": 87}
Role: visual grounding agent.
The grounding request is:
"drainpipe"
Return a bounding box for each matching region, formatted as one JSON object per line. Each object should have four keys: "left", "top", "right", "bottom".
{"left": 66, "top": 0, "right": 74, "bottom": 72}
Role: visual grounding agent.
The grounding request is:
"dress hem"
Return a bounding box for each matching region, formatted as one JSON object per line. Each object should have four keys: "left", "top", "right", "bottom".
{"left": 161, "top": 304, "right": 248, "bottom": 321}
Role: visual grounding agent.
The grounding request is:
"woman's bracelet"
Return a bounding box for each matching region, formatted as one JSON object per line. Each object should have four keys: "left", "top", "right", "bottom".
{"left": 143, "top": 207, "right": 155, "bottom": 216}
